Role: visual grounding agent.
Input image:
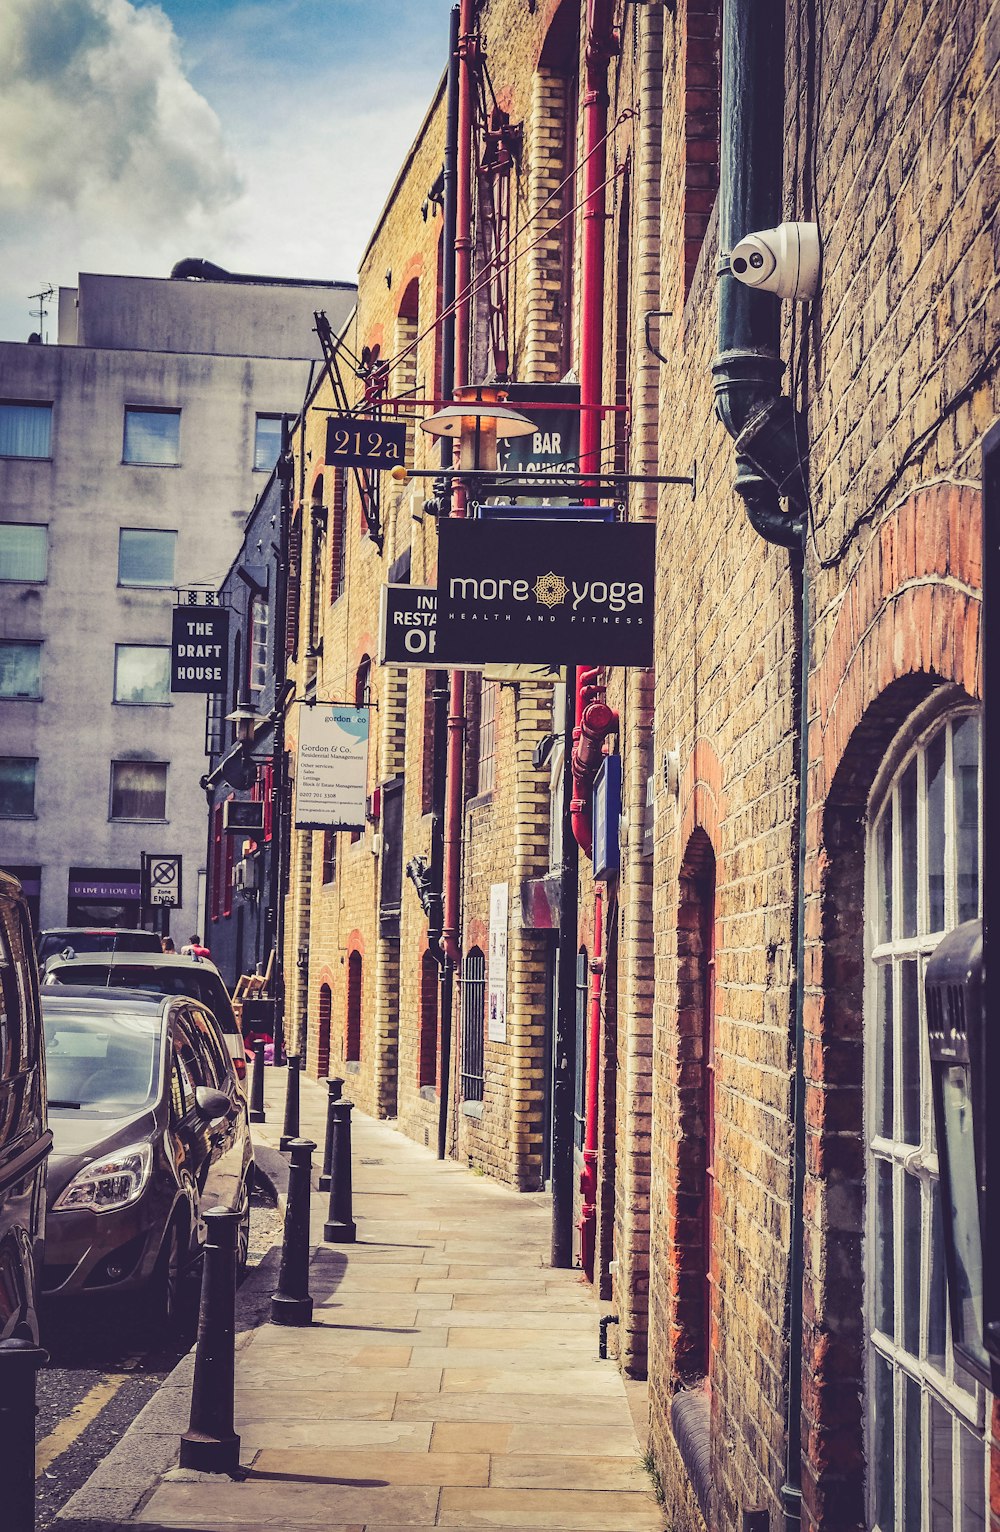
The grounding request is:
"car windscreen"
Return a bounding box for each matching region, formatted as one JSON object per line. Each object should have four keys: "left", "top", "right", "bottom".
{"left": 37, "top": 932, "right": 161, "bottom": 961}
{"left": 46, "top": 964, "right": 236, "bottom": 1030}
{"left": 43, "top": 1007, "right": 161, "bottom": 1117}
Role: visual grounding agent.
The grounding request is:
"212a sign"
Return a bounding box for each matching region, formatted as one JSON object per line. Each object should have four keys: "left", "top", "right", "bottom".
{"left": 325, "top": 416, "right": 407, "bottom": 471}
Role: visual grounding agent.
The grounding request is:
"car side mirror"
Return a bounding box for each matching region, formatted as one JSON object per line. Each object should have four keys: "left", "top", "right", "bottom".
{"left": 194, "top": 1086, "right": 230, "bottom": 1122}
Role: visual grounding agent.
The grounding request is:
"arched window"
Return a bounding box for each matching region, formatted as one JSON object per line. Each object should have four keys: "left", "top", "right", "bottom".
{"left": 329, "top": 468, "right": 347, "bottom": 603}
{"left": 345, "top": 950, "right": 362, "bottom": 1063}
{"left": 865, "top": 707, "right": 984, "bottom": 1529}
{"left": 574, "top": 948, "right": 588, "bottom": 1150}
{"left": 460, "top": 946, "right": 486, "bottom": 1102}
{"left": 248, "top": 594, "right": 269, "bottom": 699}
{"left": 674, "top": 828, "right": 717, "bottom": 1381}
{"left": 418, "top": 950, "right": 439, "bottom": 1088}
{"left": 317, "top": 983, "right": 331, "bottom": 1078}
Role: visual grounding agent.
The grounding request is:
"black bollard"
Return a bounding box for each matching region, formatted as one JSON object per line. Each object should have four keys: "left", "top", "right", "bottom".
{"left": 0, "top": 1336, "right": 48, "bottom": 1532}
{"left": 318, "top": 1076, "right": 345, "bottom": 1192}
{"left": 249, "top": 1038, "right": 266, "bottom": 1124}
{"left": 324, "top": 1098, "right": 357, "bottom": 1243}
{"left": 279, "top": 1052, "right": 301, "bottom": 1151}
{"left": 179, "top": 1208, "right": 241, "bottom": 1474}
{"left": 270, "top": 1138, "right": 316, "bottom": 1325}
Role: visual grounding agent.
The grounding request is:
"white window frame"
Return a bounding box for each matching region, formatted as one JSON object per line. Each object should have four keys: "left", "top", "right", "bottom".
{"left": 123, "top": 407, "right": 181, "bottom": 467}
{"left": 248, "top": 595, "right": 269, "bottom": 698}
{"left": 864, "top": 700, "right": 987, "bottom": 1532}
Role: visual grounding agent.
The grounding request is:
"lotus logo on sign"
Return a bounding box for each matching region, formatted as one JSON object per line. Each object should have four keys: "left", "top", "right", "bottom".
{"left": 434, "top": 518, "right": 655, "bottom": 666}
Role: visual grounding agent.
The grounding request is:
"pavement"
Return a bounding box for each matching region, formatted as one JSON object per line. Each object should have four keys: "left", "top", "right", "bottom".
{"left": 55, "top": 1068, "right": 663, "bottom": 1532}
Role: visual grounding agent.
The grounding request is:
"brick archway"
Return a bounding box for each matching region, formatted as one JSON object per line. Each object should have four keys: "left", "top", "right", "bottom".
{"left": 799, "top": 483, "right": 982, "bottom": 1532}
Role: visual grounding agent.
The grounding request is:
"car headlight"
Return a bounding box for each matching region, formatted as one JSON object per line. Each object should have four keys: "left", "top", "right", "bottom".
{"left": 52, "top": 1142, "right": 153, "bottom": 1214}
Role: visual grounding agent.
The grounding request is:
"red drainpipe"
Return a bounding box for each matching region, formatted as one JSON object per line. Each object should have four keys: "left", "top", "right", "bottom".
{"left": 579, "top": 885, "right": 604, "bottom": 1280}
{"left": 572, "top": 0, "right": 618, "bottom": 858}
{"left": 442, "top": 0, "right": 477, "bottom": 964}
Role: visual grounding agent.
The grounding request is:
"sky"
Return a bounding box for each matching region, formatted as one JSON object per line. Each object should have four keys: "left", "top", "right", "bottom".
{"left": 0, "top": 0, "right": 453, "bottom": 342}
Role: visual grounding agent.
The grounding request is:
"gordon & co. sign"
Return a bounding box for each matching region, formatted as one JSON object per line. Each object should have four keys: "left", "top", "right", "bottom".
{"left": 293, "top": 702, "right": 370, "bottom": 831}
{"left": 434, "top": 518, "right": 655, "bottom": 666}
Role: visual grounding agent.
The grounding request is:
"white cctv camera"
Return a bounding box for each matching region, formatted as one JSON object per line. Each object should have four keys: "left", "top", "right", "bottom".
{"left": 729, "top": 222, "right": 820, "bottom": 301}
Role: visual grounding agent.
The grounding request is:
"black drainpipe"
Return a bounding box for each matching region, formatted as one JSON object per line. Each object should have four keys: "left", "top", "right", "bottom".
{"left": 713, "top": 4, "right": 808, "bottom": 1531}
{"left": 430, "top": 4, "right": 461, "bottom": 1161}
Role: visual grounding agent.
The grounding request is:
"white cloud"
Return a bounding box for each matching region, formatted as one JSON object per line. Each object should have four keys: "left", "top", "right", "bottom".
{"left": 0, "top": 0, "right": 242, "bottom": 223}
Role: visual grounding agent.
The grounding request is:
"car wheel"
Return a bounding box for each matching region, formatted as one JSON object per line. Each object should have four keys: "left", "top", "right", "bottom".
{"left": 153, "top": 1214, "right": 198, "bottom": 1345}
{"left": 236, "top": 1173, "right": 253, "bottom": 1276}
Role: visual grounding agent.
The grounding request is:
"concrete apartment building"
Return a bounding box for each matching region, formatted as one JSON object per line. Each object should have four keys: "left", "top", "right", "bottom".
{"left": 203, "top": 2, "right": 995, "bottom": 1530}
{"left": 0, "top": 267, "right": 354, "bottom": 935}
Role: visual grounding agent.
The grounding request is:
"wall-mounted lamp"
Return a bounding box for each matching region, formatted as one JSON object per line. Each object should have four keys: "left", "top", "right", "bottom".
{"left": 226, "top": 696, "right": 265, "bottom": 745}
{"left": 420, "top": 384, "right": 535, "bottom": 472}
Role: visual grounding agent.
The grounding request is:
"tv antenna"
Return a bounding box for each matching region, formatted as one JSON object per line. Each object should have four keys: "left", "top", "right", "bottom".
{"left": 28, "top": 285, "right": 55, "bottom": 343}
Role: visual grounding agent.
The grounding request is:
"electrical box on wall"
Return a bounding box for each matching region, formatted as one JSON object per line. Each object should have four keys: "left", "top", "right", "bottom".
{"left": 223, "top": 799, "right": 265, "bottom": 834}
{"left": 592, "top": 755, "right": 622, "bottom": 881}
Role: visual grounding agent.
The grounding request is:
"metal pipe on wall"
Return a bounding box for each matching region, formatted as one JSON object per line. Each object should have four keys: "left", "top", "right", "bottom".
{"left": 579, "top": 884, "right": 603, "bottom": 1280}
{"left": 433, "top": 3, "right": 462, "bottom": 1161}
{"left": 715, "top": 4, "right": 808, "bottom": 1526}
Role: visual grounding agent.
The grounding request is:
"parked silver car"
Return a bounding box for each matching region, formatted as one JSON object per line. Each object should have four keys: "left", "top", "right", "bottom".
{"left": 41, "top": 987, "right": 253, "bottom": 1335}
{"left": 42, "top": 951, "right": 247, "bottom": 1086}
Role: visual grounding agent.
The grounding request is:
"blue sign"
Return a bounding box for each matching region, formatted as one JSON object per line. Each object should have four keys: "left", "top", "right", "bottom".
{"left": 592, "top": 755, "right": 622, "bottom": 881}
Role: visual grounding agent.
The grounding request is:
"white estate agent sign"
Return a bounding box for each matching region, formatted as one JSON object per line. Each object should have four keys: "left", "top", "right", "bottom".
{"left": 294, "top": 703, "right": 370, "bottom": 831}
{"left": 488, "top": 882, "right": 509, "bottom": 1043}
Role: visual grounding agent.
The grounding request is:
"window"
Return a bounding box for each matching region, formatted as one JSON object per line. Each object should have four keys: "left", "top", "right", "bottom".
{"left": 0, "top": 523, "right": 47, "bottom": 583}
{"left": 460, "top": 947, "right": 486, "bottom": 1102}
{"left": 114, "top": 645, "right": 170, "bottom": 705}
{"left": 118, "top": 528, "right": 176, "bottom": 587}
{"left": 574, "top": 949, "right": 588, "bottom": 1149}
{"left": 317, "top": 984, "right": 332, "bottom": 1077}
{"left": 330, "top": 469, "right": 347, "bottom": 602}
{"left": 683, "top": 0, "right": 722, "bottom": 297}
{"left": 0, "top": 402, "right": 51, "bottom": 459}
{"left": 321, "top": 829, "right": 337, "bottom": 885}
{"left": 206, "top": 692, "right": 225, "bottom": 758}
{"left": 345, "top": 950, "right": 362, "bottom": 1062}
{"left": 865, "top": 709, "right": 985, "bottom": 1532}
{"left": 478, "top": 679, "right": 498, "bottom": 795}
{"left": 109, "top": 761, "right": 167, "bottom": 820}
{"left": 210, "top": 803, "right": 224, "bottom": 922}
{"left": 307, "top": 510, "right": 326, "bottom": 655}
{"left": 0, "top": 758, "right": 36, "bottom": 818}
{"left": 0, "top": 642, "right": 41, "bottom": 699}
{"left": 248, "top": 596, "right": 269, "bottom": 698}
{"left": 254, "top": 414, "right": 282, "bottom": 472}
{"left": 418, "top": 950, "right": 439, "bottom": 1088}
{"left": 123, "top": 407, "right": 180, "bottom": 466}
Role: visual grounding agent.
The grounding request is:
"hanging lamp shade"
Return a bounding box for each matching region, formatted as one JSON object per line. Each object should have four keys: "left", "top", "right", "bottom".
{"left": 420, "top": 401, "right": 536, "bottom": 440}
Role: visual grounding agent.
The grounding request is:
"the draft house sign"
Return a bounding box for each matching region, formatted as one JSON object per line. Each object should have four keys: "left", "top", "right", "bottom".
{"left": 325, "top": 416, "right": 407, "bottom": 472}
{"left": 171, "top": 605, "right": 229, "bottom": 693}
{"left": 293, "top": 702, "right": 370, "bottom": 832}
{"left": 434, "top": 517, "right": 655, "bottom": 667}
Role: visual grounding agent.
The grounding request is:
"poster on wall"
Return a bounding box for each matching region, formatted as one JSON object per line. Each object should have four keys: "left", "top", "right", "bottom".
{"left": 488, "top": 882, "right": 509, "bottom": 1043}
{"left": 293, "top": 703, "right": 370, "bottom": 831}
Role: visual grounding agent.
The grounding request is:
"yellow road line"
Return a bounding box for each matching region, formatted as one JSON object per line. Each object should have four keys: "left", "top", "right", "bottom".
{"left": 35, "top": 1375, "right": 126, "bottom": 1476}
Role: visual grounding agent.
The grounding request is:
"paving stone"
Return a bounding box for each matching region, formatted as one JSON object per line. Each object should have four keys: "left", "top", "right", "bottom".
{"left": 138, "top": 1481, "right": 441, "bottom": 1526}
{"left": 250, "top": 1448, "right": 490, "bottom": 1486}
{"left": 437, "top": 1486, "right": 665, "bottom": 1529}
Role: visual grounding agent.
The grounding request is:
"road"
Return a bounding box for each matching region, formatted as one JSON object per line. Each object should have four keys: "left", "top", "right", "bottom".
{"left": 35, "top": 1185, "right": 282, "bottom": 1530}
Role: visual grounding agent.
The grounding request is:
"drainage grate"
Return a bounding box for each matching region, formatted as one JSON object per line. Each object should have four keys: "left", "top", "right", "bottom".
{"left": 359, "top": 1157, "right": 383, "bottom": 1165}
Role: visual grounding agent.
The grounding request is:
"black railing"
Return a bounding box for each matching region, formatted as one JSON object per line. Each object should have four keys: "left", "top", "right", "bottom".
{"left": 460, "top": 947, "right": 486, "bottom": 1102}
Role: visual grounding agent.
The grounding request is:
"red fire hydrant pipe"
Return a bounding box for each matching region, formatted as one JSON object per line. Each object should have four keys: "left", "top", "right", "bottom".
{"left": 441, "top": 0, "right": 476, "bottom": 965}
{"left": 572, "top": 0, "right": 616, "bottom": 856}
{"left": 579, "top": 886, "right": 604, "bottom": 1281}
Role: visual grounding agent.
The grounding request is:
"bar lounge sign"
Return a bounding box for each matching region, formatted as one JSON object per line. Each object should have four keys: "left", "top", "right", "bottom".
{"left": 435, "top": 517, "right": 655, "bottom": 666}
